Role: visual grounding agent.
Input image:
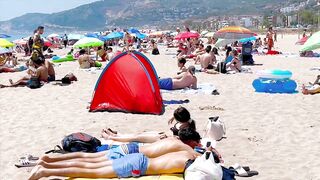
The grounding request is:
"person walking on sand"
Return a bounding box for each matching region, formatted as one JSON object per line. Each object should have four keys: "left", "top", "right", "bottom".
{"left": 266, "top": 27, "right": 274, "bottom": 51}
{"left": 32, "top": 26, "right": 45, "bottom": 58}
{"left": 62, "top": 34, "right": 68, "bottom": 48}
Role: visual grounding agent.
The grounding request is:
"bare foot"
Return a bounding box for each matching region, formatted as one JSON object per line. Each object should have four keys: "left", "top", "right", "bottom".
{"left": 101, "top": 128, "right": 117, "bottom": 139}
{"left": 302, "top": 84, "right": 309, "bottom": 95}
{"left": 28, "top": 165, "right": 44, "bottom": 180}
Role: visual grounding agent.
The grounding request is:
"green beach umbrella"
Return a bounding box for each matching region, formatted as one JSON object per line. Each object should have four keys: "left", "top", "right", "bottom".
{"left": 73, "top": 37, "right": 103, "bottom": 48}
{"left": 0, "top": 38, "right": 14, "bottom": 47}
{"left": 300, "top": 31, "right": 320, "bottom": 52}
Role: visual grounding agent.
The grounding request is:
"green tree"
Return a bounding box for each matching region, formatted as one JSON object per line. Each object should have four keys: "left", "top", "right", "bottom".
{"left": 299, "top": 10, "right": 314, "bottom": 25}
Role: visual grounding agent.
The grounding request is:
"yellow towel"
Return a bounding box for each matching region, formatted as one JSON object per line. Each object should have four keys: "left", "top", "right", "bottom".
{"left": 69, "top": 174, "right": 183, "bottom": 180}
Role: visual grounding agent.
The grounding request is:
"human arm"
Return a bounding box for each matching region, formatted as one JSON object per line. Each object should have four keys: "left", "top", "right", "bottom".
{"left": 191, "top": 77, "right": 197, "bottom": 89}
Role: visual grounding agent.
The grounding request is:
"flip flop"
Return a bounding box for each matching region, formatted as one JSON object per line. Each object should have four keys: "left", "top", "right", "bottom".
{"left": 230, "top": 164, "right": 258, "bottom": 177}
{"left": 20, "top": 155, "right": 39, "bottom": 161}
{"left": 15, "top": 159, "right": 37, "bottom": 168}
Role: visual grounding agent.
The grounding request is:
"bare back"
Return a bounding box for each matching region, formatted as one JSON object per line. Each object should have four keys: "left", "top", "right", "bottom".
{"left": 140, "top": 137, "right": 195, "bottom": 158}
{"left": 36, "top": 65, "right": 48, "bottom": 82}
{"left": 200, "top": 53, "right": 213, "bottom": 69}
{"left": 45, "top": 60, "right": 55, "bottom": 77}
{"left": 173, "top": 72, "right": 197, "bottom": 89}
{"left": 147, "top": 151, "right": 196, "bottom": 175}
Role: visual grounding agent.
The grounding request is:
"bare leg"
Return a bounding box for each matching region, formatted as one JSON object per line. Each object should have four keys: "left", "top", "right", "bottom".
{"left": 28, "top": 165, "right": 116, "bottom": 180}
{"left": 38, "top": 159, "right": 112, "bottom": 169}
{"left": 41, "top": 151, "right": 107, "bottom": 163}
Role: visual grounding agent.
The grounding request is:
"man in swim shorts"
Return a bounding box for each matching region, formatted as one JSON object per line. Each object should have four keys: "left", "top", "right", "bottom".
{"left": 28, "top": 150, "right": 196, "bottom": 179}
{"left": 34, "top": 128, "right": 201, "bottom": 166}
{"left": 159, "top": 65, "right": 197, "bottom": 90}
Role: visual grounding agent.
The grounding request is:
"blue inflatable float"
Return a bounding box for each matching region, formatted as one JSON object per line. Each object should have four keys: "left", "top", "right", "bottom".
{"left": 253, "top": 69, "right": 297, "bottom": 93}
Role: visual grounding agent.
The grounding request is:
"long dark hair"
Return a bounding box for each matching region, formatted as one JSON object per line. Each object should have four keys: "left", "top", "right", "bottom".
{"left": 173, "top": 106, "right": 196, "bottom": 130}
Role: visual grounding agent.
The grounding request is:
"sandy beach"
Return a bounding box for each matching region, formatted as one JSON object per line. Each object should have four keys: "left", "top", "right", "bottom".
{"left": 1, "top": 34, "right": 320, "bottom": 180}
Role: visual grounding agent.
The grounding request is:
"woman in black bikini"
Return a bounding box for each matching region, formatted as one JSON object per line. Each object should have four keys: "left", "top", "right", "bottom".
{"left": 101, "top": 106, "right": 196, "bottom": 143}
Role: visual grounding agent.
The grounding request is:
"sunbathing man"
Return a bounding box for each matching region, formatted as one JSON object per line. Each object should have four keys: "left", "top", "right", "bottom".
{"left": 28, "top": 150, "right": 197, "bottom": 180}
{"left": 195, "top": 45, "right": 216, "bottom": 71}
{"left": 302, "top": 75, "right": 320, "bottom": 95}
{"left": 0, "top": 58, "right": 48, "bottom": 88}
{"left": 36, "top": 128, "right": 200, "bottom": 166}
{"left": 159, "top": 65, "right": 197, "bottom": 90}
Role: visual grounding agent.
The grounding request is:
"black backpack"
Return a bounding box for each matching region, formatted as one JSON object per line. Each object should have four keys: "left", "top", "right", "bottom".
{"left": 216, "top": 62, "right": 227, "bottom": 74}
{"left": 61, "top": 132, "right": 101, "bottom": 153}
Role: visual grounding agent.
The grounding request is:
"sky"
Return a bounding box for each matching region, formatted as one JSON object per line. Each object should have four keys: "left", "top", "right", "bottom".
{"left": 0, "top": 0, "right": 100, "bottom": 21}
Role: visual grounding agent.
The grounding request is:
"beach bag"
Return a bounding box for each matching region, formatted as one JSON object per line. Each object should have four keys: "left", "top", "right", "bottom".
{"left": 27, "top": 77, "right": 41, "bottom": 89}
{"left": 184, "top": 151, "right": 223, "bottom": 180}
{"left": 204, "top": 117, "right": 226, "bottom": 141}
{"left": 61, "top": 132, "right": 101, "bottom": 153}
{"left": 216, "top": 62, "right": 227, "bottom": 74}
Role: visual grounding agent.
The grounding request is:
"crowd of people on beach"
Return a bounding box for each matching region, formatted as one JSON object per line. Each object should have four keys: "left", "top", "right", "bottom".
{"left": 0, "top": 24, "right": 319, "bottom": 179}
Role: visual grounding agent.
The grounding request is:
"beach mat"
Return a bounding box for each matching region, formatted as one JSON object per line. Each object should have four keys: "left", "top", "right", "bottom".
{"left": 69, "top": 174, "right": 183, "bottom": 180}
{"left": 161, "top": 83, "right": 216, "bottom": 95}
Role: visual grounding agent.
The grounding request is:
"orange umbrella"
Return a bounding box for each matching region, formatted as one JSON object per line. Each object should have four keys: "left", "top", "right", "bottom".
{"left": 214, "top": 26, "right": 255, "bottom": 39}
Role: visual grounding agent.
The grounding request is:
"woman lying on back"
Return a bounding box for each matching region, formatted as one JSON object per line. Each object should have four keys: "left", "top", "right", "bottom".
{"left": 101, "top": 106, "right": 196, "bottom": 143}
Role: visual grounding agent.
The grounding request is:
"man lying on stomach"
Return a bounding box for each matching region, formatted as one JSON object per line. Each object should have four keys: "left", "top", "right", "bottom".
{"left": 28, "top": 128, "right": 202, "bottom": 179}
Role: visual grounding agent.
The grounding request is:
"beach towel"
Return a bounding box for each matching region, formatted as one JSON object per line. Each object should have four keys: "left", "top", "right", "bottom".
{"left": 68, "top": 174, "right": 183, "bottom": 180}
{"left": 161, "top": 83, "right": 216, "bottom": 95}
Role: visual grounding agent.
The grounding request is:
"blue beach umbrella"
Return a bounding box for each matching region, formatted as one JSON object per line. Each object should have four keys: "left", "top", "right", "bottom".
{"left": 239, "top": 36, "right": 257, "bottom": 43}
{"left": 0, "top": 34, "right": 11, "bottom": 38}
{"left": 85, "top": 33, "right": 99, "bottom": 38}
{"left": 105, "top": 32, "right": 124, "bottom": 40}
{"left": 136, "top": 33, "right": 147, "bottom": 39}
{"left": 128, "top": 28, "right": 140, "bottom": 34}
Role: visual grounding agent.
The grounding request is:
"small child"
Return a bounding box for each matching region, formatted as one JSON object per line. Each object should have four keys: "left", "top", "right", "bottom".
{"left": 177, "top": 58, "right": 187, "bottom": 75}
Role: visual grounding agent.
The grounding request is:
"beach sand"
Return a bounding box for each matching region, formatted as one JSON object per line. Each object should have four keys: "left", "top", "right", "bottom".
{"left": 1, "top": 34, "right": 320, "bottom": 180}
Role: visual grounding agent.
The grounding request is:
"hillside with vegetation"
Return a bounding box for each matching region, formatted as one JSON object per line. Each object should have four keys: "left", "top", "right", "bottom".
{"left": 0, "top": 0, "right": 314, "bottom": 31}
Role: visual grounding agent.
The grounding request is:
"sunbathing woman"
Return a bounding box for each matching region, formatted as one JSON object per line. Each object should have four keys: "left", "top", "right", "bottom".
{"left": 226, "top": 50, "right": 241, "bottom": 73}
{"left": 302, "top": 75, "right": 320, "bottom": 95}
{"left": 101, "top": 106, "right": 196, "bottom": 143}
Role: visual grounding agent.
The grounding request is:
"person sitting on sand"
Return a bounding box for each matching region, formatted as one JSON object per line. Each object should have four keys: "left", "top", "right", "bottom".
{"left": 177, "top": 58, "right": 187, "bottom": 75}
{"left": 107, "top": 47, "right": 115, "bottom": 60}
{"left": 78, "top": 49, "right": 96, "bottom": 69}
{"left": 300, "top": 51, "right": 320, "bottom": 57}
{"left": 159, "top": 65, "right": 197, "bottom": 90}
{"left": 102, "top": 106, "right": 196, "bottom": 143}
{"left": 0, "top": 58, "right": 48, "bottom": 88}
{"left": 302, "top": 75, "right": 320, "bottom": 95}
{"left": 195, "top": 45, "right": 216, "bottom": 71}
{"left": 226, "top": 50, "right": 241, "bottom": 73}
{"left": 27, "top": 129, "right": 202, "bottom": 180}
{"left": 96, "top": 46, "right": 107, "bottom": 62}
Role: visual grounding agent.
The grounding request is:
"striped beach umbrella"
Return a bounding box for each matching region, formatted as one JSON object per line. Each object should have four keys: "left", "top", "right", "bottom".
{"left": 214, "top": 26, "right": 255, "bottom": 39}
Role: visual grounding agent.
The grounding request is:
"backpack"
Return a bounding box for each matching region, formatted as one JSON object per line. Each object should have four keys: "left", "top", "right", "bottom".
{"left": 61, "top": 132, "right": 101, "bottom": 153}
{"left": 216, "top": 62, "right": 227, "bottom": 74}
{"left": 203, "top": 116, "right": 226, "bottom": 141}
